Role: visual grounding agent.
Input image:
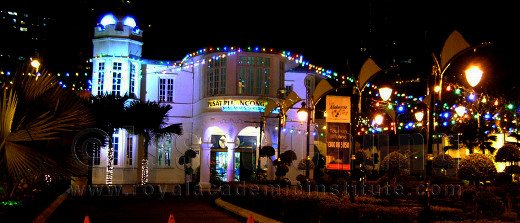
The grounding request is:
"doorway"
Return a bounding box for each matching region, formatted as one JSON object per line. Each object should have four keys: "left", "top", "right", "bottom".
{"left": 234, "top": 135, "right": 257, "bottom": 181}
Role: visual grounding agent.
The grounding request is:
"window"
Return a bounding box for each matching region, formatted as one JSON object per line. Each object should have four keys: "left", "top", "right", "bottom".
{"left": 126, "top": 135, "right": 133, "bottom": 166}
{"left": 264, "top": 68, "right": 270, "bottom": 94}
{"left": 206, "top": 57, "right": 227, "bottom": 96}
{"left": 93, "top": 142, "right": 101, "bottom": 165}
{"left": 112, "top": 62, "right": 122, "bottom": 96}
{"left": 97, "top": 62, "right": 105, "bottom": 95}
{"left": 285, "top": 85, "right": 293, "bottom": 98}
{"left": 247, "top": 67, "right": 254, "bottom": 95}
{"left": 237, "top": 56, "right": 271, "bottom": 96}
{"left": 113, "top": 136, "right": 119, "bottom": 165}
{"left": 157, "top": 136, "right": 172, "bottom": 167}
{"left": 129, "top": 63, "right": 136, "bottom": 97}
{"left": 159, "top": 78, "right": 174, "bottom": 102}
{"left": 238, "top": 67, "right": 246, "bottom": 94}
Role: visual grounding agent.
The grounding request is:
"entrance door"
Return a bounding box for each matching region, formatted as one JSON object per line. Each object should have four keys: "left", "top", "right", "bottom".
{"left": 234, "top": 151, "right": 256, "bottom": 181}
{"left": 234, "top": 135, "right": 257, "bottom": 181}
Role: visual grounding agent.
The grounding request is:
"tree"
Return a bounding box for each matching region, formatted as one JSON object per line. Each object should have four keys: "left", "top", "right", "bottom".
{"left": 124, "top": 101, "right": 182, "bottom": 184}
{"left": 87, "top": 94, "right": 129, "bottom": 185}
{"left": 380, "top": 151, "right": 410, "bottom": 183}
{"left": 495, "top": 144, "right": 520, "bottom": 166}
{"left": 0, "top": 73, "right": 93, "bottom": 197}
{"left": 448, "top": 117, "right": 497, "bottom": 154}
{"left": 433, "top": 154, "right": 456, "bottom": 171}
{"left": 457, "top": 153, "right": 497, "bottom": 188}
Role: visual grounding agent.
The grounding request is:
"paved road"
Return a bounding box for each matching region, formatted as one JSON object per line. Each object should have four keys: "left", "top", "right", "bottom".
{"left": 47, "top": 192, "right": 246, "bottom": 223}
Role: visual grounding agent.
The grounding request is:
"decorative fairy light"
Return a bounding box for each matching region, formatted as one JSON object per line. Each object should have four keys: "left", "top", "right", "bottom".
{"left": 106, "top": 147, "right": 113, "bottom": 185}
{"left": 141, "top": 158, "right": 149, "bottom": 185}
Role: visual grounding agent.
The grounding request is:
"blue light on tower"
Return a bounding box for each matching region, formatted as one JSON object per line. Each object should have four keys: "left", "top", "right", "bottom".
{"left": 123, "top": 16, "right": 136, "bottom": 28}
{"left": 100, "top": 14, "right": 116, "bottom": 27}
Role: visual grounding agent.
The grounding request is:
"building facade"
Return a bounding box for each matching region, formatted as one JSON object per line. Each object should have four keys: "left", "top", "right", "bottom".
{"left": 90, "top": 14, "right": 327, "bottom": 186}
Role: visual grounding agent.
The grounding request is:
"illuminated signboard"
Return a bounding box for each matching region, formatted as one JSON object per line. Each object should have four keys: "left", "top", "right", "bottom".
{"left": 208, "top": 99, "right": 280, "bottom": 113}
{"left": 325, "top": 96, "right": 351, "bottom": 170}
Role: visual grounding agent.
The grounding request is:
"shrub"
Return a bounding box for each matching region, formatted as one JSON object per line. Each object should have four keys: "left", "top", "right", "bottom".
{"left": 476, "top": 190, "right": 506, "bottom": 218}
{"left": 297, "top": 158, "right": 315, "bottom": 170}
{"left": 457, "top": 153, "right": 497, "bottom": 185}
{"left": 381, "top": 151, "right": 409, "bottom": 174}
{"left": 222, "top": 184, "right": 418, "bottom": 223}
{"left": 504, "top": 165, "right": 520, "bottom": 175}
{"left": 259, "top": 146, "right": 275, "bottom": 157}
{"left": 433, "top": 154, "right": 456, "bottom": 170}
{"left": 430, "top": 206, "right": 464, "bottom": 221}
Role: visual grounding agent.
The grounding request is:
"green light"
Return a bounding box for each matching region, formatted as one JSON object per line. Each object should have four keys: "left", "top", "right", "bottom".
{"left": 508, "top": 104, "right": 514, "bottom": 109}
{"left": 455, "top": 89, "right": 461, "bottom": 95}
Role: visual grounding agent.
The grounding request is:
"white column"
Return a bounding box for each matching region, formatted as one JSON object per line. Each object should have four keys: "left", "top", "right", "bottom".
{"left": 198, "top": 143, "right": 211, "bottom": 189}
{"left": 227, "top": 142, "right": 236, "bottom": 182}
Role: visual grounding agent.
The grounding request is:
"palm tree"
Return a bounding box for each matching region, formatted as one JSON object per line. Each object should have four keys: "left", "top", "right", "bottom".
{"left": 124, "top": 101, "right": 182, "bottom": 184}
{"left": 86, "top": 94, "right": 129, "bottom": 185}
{"left": 448, "top": 117, "right": 497, "bottom": 154}
{"left": 0, "top": 73, "right": 93, "bottom": 197}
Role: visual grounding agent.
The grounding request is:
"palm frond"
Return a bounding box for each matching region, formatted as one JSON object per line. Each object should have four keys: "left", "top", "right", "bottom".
{"left": 1, "top": 72, "right": 94, "bottom": 181}
{"left": 0, "top": 88, "right": 17, "bottom": 148}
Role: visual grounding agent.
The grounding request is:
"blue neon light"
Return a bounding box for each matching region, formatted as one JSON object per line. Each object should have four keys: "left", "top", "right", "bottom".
{"left": 221, "top": 106, "right": 280, "bottom": 113}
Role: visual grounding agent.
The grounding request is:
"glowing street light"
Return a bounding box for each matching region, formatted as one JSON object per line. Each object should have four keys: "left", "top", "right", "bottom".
{"left": 415, "top": 111, "right": 424, "bottom": 122}
{"left": 374, "top": 114, "right": 384, "bottom": 125}
{"left": 297, "top": 102, "right": 308, "bottom": 122}
{"left": 455, "top": 105, "right": 467, "bottom": 117}
{"left": 465, "top": 65, "right": 483, "bottom": 87}
{"left": 31, "top": 59, "right": 40, "bottom": 72}
{"left": 378, "top": 87, "right": 393, "bottom": 101}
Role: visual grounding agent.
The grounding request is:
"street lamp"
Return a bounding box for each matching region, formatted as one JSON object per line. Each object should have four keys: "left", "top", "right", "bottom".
{"left": 374, "top": 114, "right": 384, "bottom": 126}
{"left": 31, "top": 59, "right": 40, "bottom": 73}
{"left": 379, "top": 87, "right": 393, "bottom": 101}
{"left": 455, "top": 105, "right": 467, "bottom": 117}
{"left": 415, "top": 111, "right": 424, "bottom": 122}
{"left": 465, "top": 65, "right": 483, "bottom": 87}
{"left": 297, "top": 102, "right": 308, "bottom": 122}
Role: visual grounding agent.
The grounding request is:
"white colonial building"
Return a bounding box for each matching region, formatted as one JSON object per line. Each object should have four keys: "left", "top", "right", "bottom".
{"left": 90, "top": 13, "right": 330, "bottom": 187}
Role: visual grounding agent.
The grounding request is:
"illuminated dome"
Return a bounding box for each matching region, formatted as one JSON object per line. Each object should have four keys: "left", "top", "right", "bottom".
{"left": 123, "top": 16, "right": 137, "bottom": 28}
{"left": 99, "top": 13, "right": 138, "bottom": 29}
{"left": 100, "top": 13, "right": 117, "bottom": 27}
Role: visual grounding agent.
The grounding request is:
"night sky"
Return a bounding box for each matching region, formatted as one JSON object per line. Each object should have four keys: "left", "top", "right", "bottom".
{"left": 3, "top": 0, "right": 516, "bottom": 82}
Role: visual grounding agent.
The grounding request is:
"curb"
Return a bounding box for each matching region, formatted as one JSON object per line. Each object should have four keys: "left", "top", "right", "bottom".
{"left": 31, "top": 188, "right": 70, "bottom": 223}
{"left": 214, "top": 198, "right": 282, "bottom": 223}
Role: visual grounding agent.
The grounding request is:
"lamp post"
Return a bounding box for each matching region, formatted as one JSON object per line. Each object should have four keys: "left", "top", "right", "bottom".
{"left": 298, "top": 100, "right": 312, "bottom": 179}
{"left": 424, "top": 30, "right": 489, "bottom": 221}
